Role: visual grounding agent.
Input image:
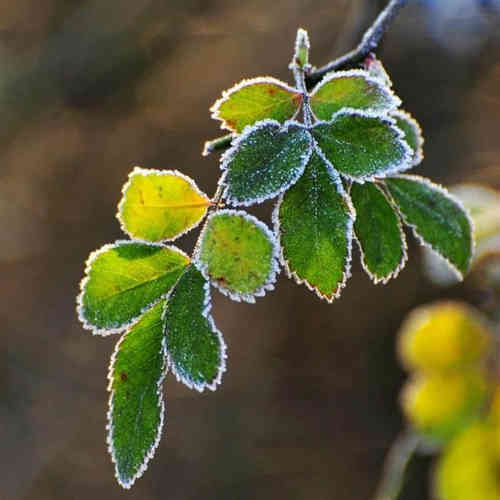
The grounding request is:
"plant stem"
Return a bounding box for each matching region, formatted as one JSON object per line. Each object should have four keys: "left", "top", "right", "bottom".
{"left": 372, "top": 431, "right": 421, "bottom": 500}
{"left": 202, "top": 134, "right": 234, "bottom": 156}
{"left": 305, "top": 0, "right": 409, "bottom": 88}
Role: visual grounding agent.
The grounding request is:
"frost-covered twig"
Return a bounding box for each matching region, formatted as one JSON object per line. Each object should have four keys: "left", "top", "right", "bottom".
{"left": 306, "top": 0, "right": 409, "bottom": 87}
{"left": 373, "top": 431, "right": 421, "bottom": 500}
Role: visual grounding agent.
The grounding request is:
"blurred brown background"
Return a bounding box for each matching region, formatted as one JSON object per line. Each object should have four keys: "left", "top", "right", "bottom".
{"left": 1, "top": 1, "right": 499, "bottom": 499}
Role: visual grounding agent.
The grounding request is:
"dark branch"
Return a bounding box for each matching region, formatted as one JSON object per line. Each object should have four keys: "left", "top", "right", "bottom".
{"left": 203, "top": 0, "right": 409, "bottom": 155}
{"left": 305, "top": 0, "right": 409, "bottom": 88}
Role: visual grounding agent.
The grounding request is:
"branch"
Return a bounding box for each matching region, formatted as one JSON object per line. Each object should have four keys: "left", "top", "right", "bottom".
{"left": 372, "top": 431, "right": 421, "bottom": 500}
{"left": 305, "top": 0, "right": 409, "bottom": 88}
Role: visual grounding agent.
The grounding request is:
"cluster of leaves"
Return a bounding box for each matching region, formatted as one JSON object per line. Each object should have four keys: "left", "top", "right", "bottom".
{"left": 77, "top": 28, "right": 474, "bottom": 488}
{"left": 398, "top": 301, "right": 500, "bottom": 500}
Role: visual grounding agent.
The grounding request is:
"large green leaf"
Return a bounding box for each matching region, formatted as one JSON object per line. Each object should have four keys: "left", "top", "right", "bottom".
{"left": 392, "top": 110, "right": 424, "bottom": 166}
{"left": 221, "top": 120, "right": 312, "bottom": 206}
{"left": 385, "top": 175, "right": 474, "bottom": 278}
{"left": 310, "top": 70, "right": 400, "bottom": 120}
{"left": 312, "top": 110, "right": 411, "bottom": 181}
{"left": 107, "top": 300, "right": 167, "bottom": 489}
{"left": 118, "top": 167, "right": 211, "bottom": 242}
{"left": 165, "top": 266, "right": 226, "bottom": 392}
{"left": 210, "top": 77, "right": 302, "bottom": 133}
{"left": 196, "top": 210, "right": 278, "bottom": 302}
{"left": 275, "top": 150, "right": 353, "bottom": 301}
{"left": 351, "top": 182, "right": 407, "bottom": 283}
{"left": 78, "top": 241, "right": 189, "bottom": 334}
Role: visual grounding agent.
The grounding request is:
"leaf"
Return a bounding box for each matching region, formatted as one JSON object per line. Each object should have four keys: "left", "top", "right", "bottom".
{"left": 118, "top": 167, "right": 211, "bottom": 242}
{"left": 350, "top": 181, "right": 407, "bottom": 283}
{"left": 221, "top": 120, "right": 313, "bottom": 206}
{"left": 312, "top": 110, "right": 412, "bottom": 181}
{"left": 309, "top": 70, "right": 400, "bottom": 120}
{"left": 165, "top": 265, "right": 226, "bottom": 392}
{"left": 392, "top": 110, "right": 424, "bottom": 166}
{"left": 77, "top": 241, "right": 189, "bottom": 334}
{"left": 195, "top": 209, "right": 279, "bottom": 303}
{"left": 107, "top": 300, "right": 167, "bottom": 489}
{"left": 385, "top": 175, "right": 474, "bottom": 278}
{"left": 210, "top": 77, "right": 302, "bottom": 133}
{"left": 274, "top": 149, "right": 353, "bottom": 301}
{"left": 364, "top": 56, "right": 393, "bottom": 88}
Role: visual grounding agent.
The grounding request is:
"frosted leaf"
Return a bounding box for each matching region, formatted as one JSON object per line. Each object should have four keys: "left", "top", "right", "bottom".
{"left": 221, "top": 119, "right": 313, "bottom": 206}
{"left": 107, "top": 300, "right": 167, "bottom": 489}
{"left": 194, "top": 209, "right": 280, "bottom": 303}
{"left": 164, "top": 265, "right": 226, "bottom": 392}
{"left": 391, "top": 110, "right": 424, "bottom": 167}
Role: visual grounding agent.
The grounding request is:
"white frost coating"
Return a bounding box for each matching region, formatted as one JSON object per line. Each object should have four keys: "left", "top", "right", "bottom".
{"left": 106, "top": 311, "right": 169, "bottom": 489}
{"left": 384, "top": 174, "right": 475, "bottom": 281}
{"left": 76, "top": 239, "right": 189, "bottom": 336}
{"left": 164, "top": 271, "right": 227, "bottom": 392}
{"left": 193, "top": 209, "right": 281, "bottom": 303}
{"left": 309, "top": 69, "right": 401, "bottom": 119}
{"left": 210, "top": 76, "right": 301, "bottom": 132}
{"left": 351, "top": 182, "right": 408, "bottom": 285}
{"left": 289, "top": 27, "right": 311, "bottom": 71}
{"left": 219, "top": 119, "right": 313, "bottom": 207}
{"left": 365, "top": 56, "right": 393, "bottom": 88}
{"left": 391, "top": 109, "right": 425, "bottom": 167}
{"left": 271, "top": 148, "right": 355, "bottom": 303}
{"left": 202, "top": 134, "right": 236, "bottom": 157}
{"left": 313, "top": 108, "right": 414, "bottom": 183}
{"left": 116, "top": 166, "right": 210, "bottom": 243}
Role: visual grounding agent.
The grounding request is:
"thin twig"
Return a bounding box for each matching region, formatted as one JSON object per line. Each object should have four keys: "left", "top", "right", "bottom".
{"left": 202, "top": 134, "right": 234, "bottom": 156}
{"left": 306, "top": 0, "right": 409, "bottom": 88}
{"left": 373, "top": 431, "right": 421, "bottom": 500}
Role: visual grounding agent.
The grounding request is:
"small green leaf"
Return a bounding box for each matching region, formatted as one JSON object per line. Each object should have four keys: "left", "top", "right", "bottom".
{"left": 118, "top": 167, "right": 211, "bottom": 242}
{"left": 107, "top": 300, "right": 167, "bottom": 489}
{"left": 310, "top": 70, "right": 400, "bottom": 120}
{"left": 291, "top": 28, "right": 310, "bottom": 69}
{"left": 275, "top": 150, "right": 353, "bottom": 301}
{"left": 392, "top": 110, "right": 424, "bottom": 166}
{"left": 385, "top": 175, "right": 474, "bottom": 278}
{"left": 312, "top": 110, "right": 411, "bottom": 181}
{"left": 211, "top": 77, "right": 302, "bottom": 133}
{"left": 196, "top": 210, "right": 278, "bottom": 302}
{"left": 165, "top": 266, "right": 226, "bottom": 392}
{"left": 351, "top": 182, "right": 407, "bottom": 283}
{"left": 221, "top": 120, "right": 313, "bottom": 205}
{"left": 78, "top": 241, "right": 189, "bottom": 334}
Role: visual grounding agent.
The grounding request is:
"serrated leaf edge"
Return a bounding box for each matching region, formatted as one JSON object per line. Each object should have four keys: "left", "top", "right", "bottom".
{"left": 193, "top": 209, "right": 280, "bottom": 304}
{"left": 391, "top": 109, "right": 425, "bottom": 167}
{"left": 351, "top": 182, "right": 408, "bottom": 285}
{"left": 106, "top": 301, "right": 168, "bottom": 489}
{"left": 312, "top": 108, "right": 414, "bottom": 183}
{"left": 219, "top": 119, "right": 313, "bottom": 207}
{"left": 76, "top": 240, "right": 190, "bottom": 336}
{"left": 164, "top": 267, "right": 227, "bottom": 392}
{"left": 117, "top": 166, "right": 211, "bottom": 243}
{"left": 383, "top": 174, "right": 475, "bottom": 281}
{"left": 272, "top": 144, "right": 355, "bottom": 302}
{"left": 309, "top": 68, "right": 401, "bottom": 120}
{"left": 210, "top": 76, "right": 302, "bottom": 133}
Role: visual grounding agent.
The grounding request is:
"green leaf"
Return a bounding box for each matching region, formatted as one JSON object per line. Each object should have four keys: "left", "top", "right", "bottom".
{"left": 196, "top": 210, "right": 278, "bottom": 302}
{"left": 210, "top": 77, "right": 302, "bottom": 133}
{"left": 118, "top": 167, "right": 211, "bottom": 242}
{"left": 77, "top": 241, "right": 189, "bottom": 334}
{"left": 275, "top": 150, "right": 353, "bottom": 301}
{"left": 221, "top": 120, "right": 313, "bottom": 206}
{"left": 107, "top": 300, "right": 167, "bottom": 489}
{"left": 385, "top": 175, "right": 474, "bottom": 278}
{"left": 310, "top": 70, "right": 400, "bottom": 120}
{"left": 350, "top": 182, "right": 407, "bottom": 283}
{"left": 392, "top": 110, "right": 424, "bottom": 166}
{"left": 312, "top": 110, "right": 411, "bottom": 181}
{"left": 165, "top": 266, "right": 226, "bottom": 392}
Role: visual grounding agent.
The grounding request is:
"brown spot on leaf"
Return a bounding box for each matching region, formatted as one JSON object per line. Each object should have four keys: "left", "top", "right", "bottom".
{"left": 120, "top": 372, "right": 128, "bottom": 381}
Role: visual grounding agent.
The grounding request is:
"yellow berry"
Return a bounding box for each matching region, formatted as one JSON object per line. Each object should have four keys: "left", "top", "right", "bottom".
{"left": 398, "top": 302, "right": 491, "bottom": 373}
{"left": 401, "top": 370, "right": 488, "bottom": 443}
{"left": 434, "top": 422, "right": 500, "bottom": 500}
